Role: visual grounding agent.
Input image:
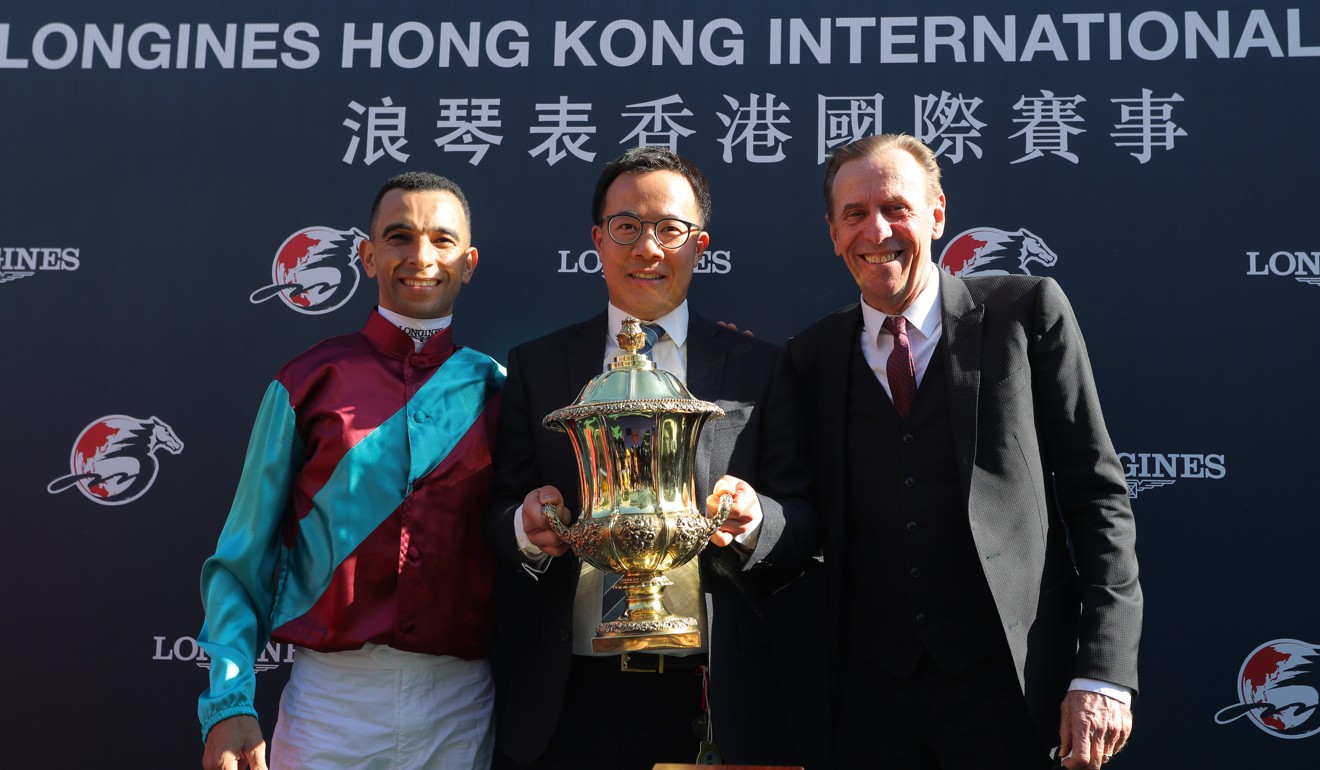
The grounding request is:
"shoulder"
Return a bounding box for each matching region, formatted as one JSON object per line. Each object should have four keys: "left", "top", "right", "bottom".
{"left": 788, "top": 304, "right": 859, "bottom": 349}
{"left": 452, "top": 346, "right": 508, "bottom": 386}
{"left": 957, "top": 272, "right": 1063, "bottom": 301}
{"left": 691, "top": 313, "right": 780, "bottom": 358}
{"left": 955, "top": 273, "right": 1073, "bottom": 315}
{"left": 507, "top": 315, "right": 600, "bottom": 364}
{"left": 275, "top": 329, "right": 373, "bottom": 384}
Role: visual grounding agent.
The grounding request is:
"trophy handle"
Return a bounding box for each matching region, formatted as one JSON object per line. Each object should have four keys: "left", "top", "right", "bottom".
{"left": 702, "top": 493, "right": 733, "bottom": 536}
{"left": 541, "top": 503, "right": 571, "bottom": 540}
{"left": 709, "top": 493, "right": 733, "bottom": 531}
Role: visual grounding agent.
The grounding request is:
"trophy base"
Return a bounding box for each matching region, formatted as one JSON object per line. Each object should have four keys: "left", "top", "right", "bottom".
{"left": 592, "top": 614, "right": 701, "bottom": 653}
{"left": 592, "top": 630, "right": 701, "bottom": 654}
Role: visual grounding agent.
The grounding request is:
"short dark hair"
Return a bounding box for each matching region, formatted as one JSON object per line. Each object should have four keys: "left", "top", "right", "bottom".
{"left": 368, "top": 171, "right": 472, "bottom": 237}
{"left": 823, "top": 134, "right": 943, "bottom": 219}
{"left": 591, "top": 146, "right": 712, "bottom": 228}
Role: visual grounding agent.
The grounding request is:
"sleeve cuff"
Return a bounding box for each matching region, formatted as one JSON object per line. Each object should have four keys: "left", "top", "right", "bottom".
{"left": 1069, "top": 678, "right": 1133, "bottom": 707}
{"left": 513, "top": 504, "right": 547, "bottom": 560}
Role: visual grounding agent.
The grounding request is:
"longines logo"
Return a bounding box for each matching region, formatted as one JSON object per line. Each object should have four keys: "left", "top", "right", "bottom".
{"left": 0, "top": 246, "right": 80, "bottom": 284}
{"left": 557, "top": 249, "right": 732, "bottom": 274}
{"left": 153, "top": 635, "right": 295, "bottom": 674}
{"left": 1118, "top": 451, "right": 1225, "bottom": 498}
{"left": 1246, "top": 251, "right": 1320, "bottom": 287}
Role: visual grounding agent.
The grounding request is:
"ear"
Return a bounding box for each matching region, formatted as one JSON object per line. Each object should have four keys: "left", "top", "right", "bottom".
{"left": 826, "top": 213, "right": 843, "bottom": 256}
{"left": 591, "top": 224, "right": 605, "bottom": 253}
{"left": 460, "top": 247, "right": 478, "bottom": 284}
{"left": 931, "top": 194, "right": 947, "bottom": 240}
{"left": 358, "top": 236, "right": 377, "bottom": 278}
{"left": 693, "top": 229, "right": 711, "bottom": 255}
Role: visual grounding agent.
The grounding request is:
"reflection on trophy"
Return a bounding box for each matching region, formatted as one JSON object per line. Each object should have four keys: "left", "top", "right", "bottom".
{"left": 542, "top": 318, "right": 731, "bottom": 653}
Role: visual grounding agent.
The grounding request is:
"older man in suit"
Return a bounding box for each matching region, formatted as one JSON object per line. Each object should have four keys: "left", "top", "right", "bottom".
{"left": 787, "top": 134, "right": 1141, "bottom": 770}
{"left": 484, "top": 146, "right": 819, "bottom": 769}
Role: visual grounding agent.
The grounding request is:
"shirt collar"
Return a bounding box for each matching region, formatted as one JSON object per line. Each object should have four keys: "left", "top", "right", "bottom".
{"left": 375, "top": 305, "right": 453, "bottom": 333}
{"left": 859, "top": 261, "right": 943, "bottom": 340}
{"left": 363, "top": 308, "right": 456, "bottom": 361}
{"left": 606, "top": 300, "right": 689, "bottom": 347}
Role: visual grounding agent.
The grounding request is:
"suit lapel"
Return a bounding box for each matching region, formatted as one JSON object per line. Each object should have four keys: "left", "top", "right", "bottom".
{"left": 687, "top": 314, "right": 726, "bottom": 492}
{"left": 939, "top": 271, "right": 983, "bottom": 505}
{"left": 685, "top": 313, "right": 723, "bottom": 402}
{"left": 814, "top": 307, "right": 860, "bottom": 544}
{"left": 564, "top": 313, "right": 609, "bottom": 404}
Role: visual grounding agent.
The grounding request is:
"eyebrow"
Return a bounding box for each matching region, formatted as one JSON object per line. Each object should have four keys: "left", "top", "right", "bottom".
{"left": 379, "top": 222, "right": 463, "bottom": 240}
{"left": 606, "top": 210, "right": 690, "bottom": 221}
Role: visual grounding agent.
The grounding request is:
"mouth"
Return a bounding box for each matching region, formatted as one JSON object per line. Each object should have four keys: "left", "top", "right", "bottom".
{"left": 861, "top": 250, "right": 901, "bottom": 266}
{"left": 628, "top": 271, "right": 666, "bottom": 281}
{"left": 402, "top": 278, "right": 439, "bottom": 288}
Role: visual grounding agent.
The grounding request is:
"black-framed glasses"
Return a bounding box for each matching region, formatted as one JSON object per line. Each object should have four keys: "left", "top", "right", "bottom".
{"left": 604, "top": 214, "right": 702, "bottom": 249}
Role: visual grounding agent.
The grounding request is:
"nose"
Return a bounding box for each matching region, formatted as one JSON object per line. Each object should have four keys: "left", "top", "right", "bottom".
{"left": 632, "top": 224, "right": 667, "bottom": 257}
{"left": 407, "top": 239, "right": 439, "bottom": 267}
{"left": 863, "top": 211, "right": 893, "bottom": 241}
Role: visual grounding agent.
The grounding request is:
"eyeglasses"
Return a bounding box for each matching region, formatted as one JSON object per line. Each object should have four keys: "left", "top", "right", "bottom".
{"left": 604, "top": 214, "right": 702, "bottom": 249}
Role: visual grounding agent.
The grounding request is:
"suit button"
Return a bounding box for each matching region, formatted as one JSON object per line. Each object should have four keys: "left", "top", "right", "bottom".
{"left": 902, "top": 433, "right": 914, "bottom": 444}
{"left": 903, "top": 476, "right": 916, "bottom": 488}
{"left": 413, "top": 411, "right": 428, "bottom": 423}
{"left": 559, "top": 630, "right": 570, "bottom": 642}
{"left": 915, "top": 613, "right": 927, "bottom": 625}
{"left": 400, "top": 621, "right": 415, "bottom": 634}
{"left": 909, "top": 567, "right": 921, "bottom": 578}
{"left": 408, "top": 546, "right": 421, "bottom": 561}
{"left": 906, "top": 521, "right": 918, "bottom": 532}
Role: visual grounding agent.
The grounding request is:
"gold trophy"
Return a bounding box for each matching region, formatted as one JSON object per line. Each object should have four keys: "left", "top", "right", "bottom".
{"left": 542, "top": 318, "right": 731, "bottom": 653}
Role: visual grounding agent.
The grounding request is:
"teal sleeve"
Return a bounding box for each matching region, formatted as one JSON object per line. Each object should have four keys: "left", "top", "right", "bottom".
{"left": 196, "top": 382, "right": 303, "bottom": 742}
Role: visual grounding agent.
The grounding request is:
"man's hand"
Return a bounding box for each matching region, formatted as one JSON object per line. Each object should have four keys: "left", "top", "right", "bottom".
{"left": 1058, "top": 690, "right": 1132, "bottom": 769}
{"left": 715, "top": 321, "right": 754, "bottom": 337}
{"left": 522, "top": 486, "right": 571, "bottom": 557}
{"left": 202, "top": 715, "right": 268, "bottom": 770}
{"left": 706, "top": 475, "right": 762, "bottom": 547}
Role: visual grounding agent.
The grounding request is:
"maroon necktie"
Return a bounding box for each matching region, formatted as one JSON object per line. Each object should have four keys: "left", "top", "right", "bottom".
{"left": 882, "top": 315, "right": 917, "bottom": 419}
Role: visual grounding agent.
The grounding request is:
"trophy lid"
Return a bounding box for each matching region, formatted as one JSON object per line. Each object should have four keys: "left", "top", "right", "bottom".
{"left": 543, "top": 317, "right": 725, "bottom": 428}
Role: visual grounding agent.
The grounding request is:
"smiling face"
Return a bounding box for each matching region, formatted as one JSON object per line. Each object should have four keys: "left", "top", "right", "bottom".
{"left": 827, "top": 148, "right": 946, "bottom": 316}
{"left": 592, "top": 169, "right": 709, "bottom": 321}
{"left": 359, "top": 188, "right": 477, "bottom": 319}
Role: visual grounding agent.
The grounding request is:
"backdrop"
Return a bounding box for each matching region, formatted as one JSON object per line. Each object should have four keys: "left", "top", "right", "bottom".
{"left": 4, "top": 1, "right": 1318, "bottom": 766}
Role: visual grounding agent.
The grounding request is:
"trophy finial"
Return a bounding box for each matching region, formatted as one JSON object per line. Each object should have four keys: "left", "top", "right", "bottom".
{"left": 617, "top": 317, "right": 647, "bottom": 355}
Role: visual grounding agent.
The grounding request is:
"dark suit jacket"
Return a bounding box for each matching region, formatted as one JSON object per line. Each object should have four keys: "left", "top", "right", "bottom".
{"left": 786, "top": 270, "right": 1142, "bottom": 747}
{"left": 485, "top": 311, "right": 817, "bottom": 765}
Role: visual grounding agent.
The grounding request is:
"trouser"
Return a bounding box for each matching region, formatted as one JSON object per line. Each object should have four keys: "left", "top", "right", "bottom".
{"left": 834, "top": 648, "right": 1052, "bottom": 770}
{"left": 271, "top": 644, "right": 495, "bottom": 770}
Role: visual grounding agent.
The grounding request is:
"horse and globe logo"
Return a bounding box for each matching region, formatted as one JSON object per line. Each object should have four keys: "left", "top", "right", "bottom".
{"left": 249, "top": 225, "right": 366, "bottom": 314}
{"left": 938, "top": 226, "right": 1059, "bottom": 277}
{"left": 1215, "top": 639, "right": 1320, "bottom": 740}
{"left": 46, "top": 415, "right": 184, "bottom": 506}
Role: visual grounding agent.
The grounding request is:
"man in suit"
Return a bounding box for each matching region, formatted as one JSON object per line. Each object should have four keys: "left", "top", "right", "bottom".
{"left": 787, "top": 134, "right": 1141, "bottom": 770}
{"left": 484, "top": 146, "right": 819, "bottom": 769}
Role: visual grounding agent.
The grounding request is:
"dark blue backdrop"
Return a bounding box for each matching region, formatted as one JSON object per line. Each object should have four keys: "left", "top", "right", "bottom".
{"left": 3, "top": 1, "right": 1318, "bottom": 766}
